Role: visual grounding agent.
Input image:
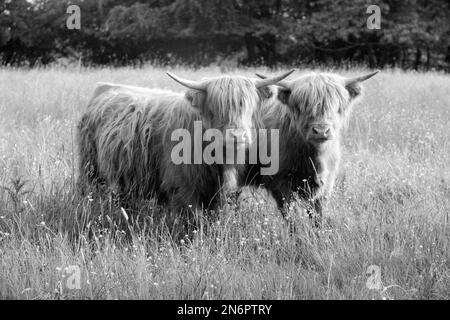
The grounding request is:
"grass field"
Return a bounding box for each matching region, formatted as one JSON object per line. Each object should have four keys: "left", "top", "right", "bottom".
{"left": 0, "top": 66, "right": 449, "bottom": 299}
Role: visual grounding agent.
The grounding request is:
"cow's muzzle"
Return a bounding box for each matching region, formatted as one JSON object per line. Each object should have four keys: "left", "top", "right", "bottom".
{"left": 310, "top": 124, "right": 332, "bottom": 143}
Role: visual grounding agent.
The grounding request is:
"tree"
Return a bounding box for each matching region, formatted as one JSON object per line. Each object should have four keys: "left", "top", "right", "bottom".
{"left": 0, "top": 0, "right": 449, "bottom": 70}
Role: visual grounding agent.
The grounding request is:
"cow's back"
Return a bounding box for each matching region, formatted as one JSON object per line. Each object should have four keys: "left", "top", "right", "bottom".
{"left": 78, "top": 83, "right": 188, "bottom": 198}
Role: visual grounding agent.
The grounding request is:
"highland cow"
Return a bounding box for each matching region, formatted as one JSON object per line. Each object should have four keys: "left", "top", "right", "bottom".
{"left": 242, "top": 71, "right": 378, "bottom": 223}
{"left": 77, "top": 70, "right": 294, "bottom": 212}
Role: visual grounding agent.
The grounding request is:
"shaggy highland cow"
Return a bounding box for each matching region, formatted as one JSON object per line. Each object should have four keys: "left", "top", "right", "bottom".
{"left": 77, "top": 71, "right": 294, "bottom": 212}
{"left": 242, "top": 71, "right": 378, "bottom": 223}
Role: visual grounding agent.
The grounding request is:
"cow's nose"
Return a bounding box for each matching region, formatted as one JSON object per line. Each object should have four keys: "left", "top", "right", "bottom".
{"left": 311, "top": 125, "right": 331, "bottom": 139}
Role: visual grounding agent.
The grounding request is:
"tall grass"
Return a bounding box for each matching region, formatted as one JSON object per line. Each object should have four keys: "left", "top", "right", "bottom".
{"left": 0, "top": 66, "right": 449, "bottom": 299}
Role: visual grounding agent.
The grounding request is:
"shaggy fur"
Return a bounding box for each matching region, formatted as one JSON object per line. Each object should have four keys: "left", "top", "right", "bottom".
{"left": 77, "top": 76, "right": 272, "bottom": 212}
{"left": 242, "top": 72, "right": 376, "bottom": 221}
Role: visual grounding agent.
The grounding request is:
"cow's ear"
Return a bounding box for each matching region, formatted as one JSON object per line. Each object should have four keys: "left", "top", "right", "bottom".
{"left": 184, "top": 89, "right": 205, "bottom": 108}
{"left": 258, "top": 85, "right": 285, "bottom": 100}
{"left": 257, "top": 86, "right": 273, "bottom": 99}
{"left": 345, "top": 81, "right": 363, "bottom": 99}
{"left": 277, "top": 88, "right": 291, "bottom": 105}
{"left": 345, "top": 71, "right": 379, "bottom": 100}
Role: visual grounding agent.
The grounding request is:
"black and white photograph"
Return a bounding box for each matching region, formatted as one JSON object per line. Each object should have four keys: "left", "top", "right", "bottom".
{"left": 0, "top": 0, "right": 449, "bottom": 304}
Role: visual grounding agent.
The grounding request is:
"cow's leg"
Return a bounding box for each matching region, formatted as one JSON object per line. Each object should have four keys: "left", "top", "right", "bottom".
{"left": 165, "top": 185, "right": 202, "bottom": 239}
{"left": 271, "top": 190, "right": 302, "bottom": 235}
{"left": 225, "top": 188, "right": 242, "bottom": 209}
{"left": 216, "top": 164, "right": 244, "bottom": 214}
{"left": 221, "top": 165, "right": 239, "bottom": 200}
{"left": 308, "top": 198, "right": 323, "bottom": 228}
{"left": 269, "top": 188, "right": 287, "bottom": 217}
{"left": 269, "top": 186, "right": 296, "bottom": 227}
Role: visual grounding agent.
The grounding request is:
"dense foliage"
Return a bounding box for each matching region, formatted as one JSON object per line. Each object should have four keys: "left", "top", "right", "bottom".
{"left": 1, "top": 0, "right": 449, "bottom": 70}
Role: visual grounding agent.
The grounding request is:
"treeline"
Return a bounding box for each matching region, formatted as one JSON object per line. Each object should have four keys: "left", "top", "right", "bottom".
{"left": 1, "top": 0, "right": 449, "bottom": 70}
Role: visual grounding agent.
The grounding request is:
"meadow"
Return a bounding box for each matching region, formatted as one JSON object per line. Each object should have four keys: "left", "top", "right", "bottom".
{"left": 0, "top": 66, "right": 448, "bottom": 299}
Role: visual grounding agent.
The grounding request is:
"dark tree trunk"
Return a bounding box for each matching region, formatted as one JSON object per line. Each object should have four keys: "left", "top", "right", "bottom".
{"left": 367, "top": 44, "right": 376, "bottom": 68}
{"left": 446, "top": 46, "right": 450, "bottom": 72}
{"left": 255, "top": 34, "right": 277, "bottom": 66}
{"left": 402, "top": 47, "right": 408, "bottom": 68}
{"left": 414, "top": 47, "right": 422, "bottom": 70}
{"left": 395, "top": 45, "right": 403, "bottom": 68}
{"left": 244, "top": 33, "right": 256, "bottom": 65}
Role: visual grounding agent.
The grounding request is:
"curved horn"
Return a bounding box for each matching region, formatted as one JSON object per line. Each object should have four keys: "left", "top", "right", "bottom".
{"left": 345, "top": 70, "right": 379, "bottom": 85}
{"left": 255, "top": 72, "right": 291, "bottom": 90}
{"left": 166, "top": 72, "right": 207, "bottom": 91}
{"left": 254, "top": 69, "right": 295, "bottom": 89}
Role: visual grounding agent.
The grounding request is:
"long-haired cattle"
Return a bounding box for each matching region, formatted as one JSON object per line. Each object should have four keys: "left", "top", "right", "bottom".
{"left": 242, "top": 71, "right": 378, "bottom": 222}
{"left": 77, "top": 71, "right": 294, "bottom": 212}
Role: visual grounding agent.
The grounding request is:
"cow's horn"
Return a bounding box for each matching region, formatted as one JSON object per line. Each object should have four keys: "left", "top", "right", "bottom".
{"left": 255, "top": 72, "right": 292, "bottom": 90}
{"left": 345, "top": 70, "right": 379, "bottom": 85}
{"left": 254, "top": 69, "right": 295, "bottom": 89}
{"left": 166, "top": 72, "right": 207, "bottom": 91}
